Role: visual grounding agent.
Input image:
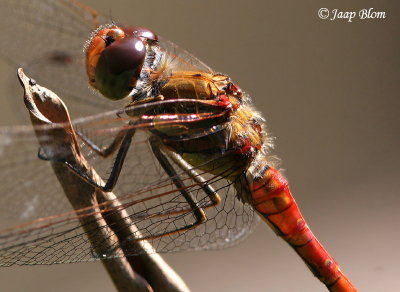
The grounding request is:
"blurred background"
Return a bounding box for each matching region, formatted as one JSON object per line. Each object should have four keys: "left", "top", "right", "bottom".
{"left": 0, "top": 0, "right": 399, "bottom": 291}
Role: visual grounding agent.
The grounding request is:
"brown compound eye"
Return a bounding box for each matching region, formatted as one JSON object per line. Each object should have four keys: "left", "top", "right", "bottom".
{"left": 86, "top": 27, "right": 126, "bottom": 86}
{"left": 100, "top": 36, "right": 146, "bottom": 77}
{"left": 94, "top": 35, "right": 146, "bottom": 100}
{"left": 86, "top": 25, "right": 157, "bottom": 100}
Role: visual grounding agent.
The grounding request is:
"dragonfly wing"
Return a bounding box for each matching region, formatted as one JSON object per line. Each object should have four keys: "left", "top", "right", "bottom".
{"left": 0, "top": 131, "right": 257, "bottom": 265}
{"left": 158, "top": 37, "right": 215, "bottom": 74}
{"left": 0, "top": 0, "right": 102, "bottom": 64}
{"left": 0, "top": 0, "right": 122, "bottom": 120}
{"left": 0, "top": 127, "right": 71, "bottom": 220}
{"left": 0, "top": 97, "right": 230, "bottom": 220}
{"left": 0, "top": 106, "right": 257, "bottom": 265}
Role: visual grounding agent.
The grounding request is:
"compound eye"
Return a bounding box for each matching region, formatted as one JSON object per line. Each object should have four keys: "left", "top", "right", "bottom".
{"left": 94, "top": 36, "right": 146, "bottom": 100}
{"left": 104, "top": 37, "right": 145, "bottom": 75}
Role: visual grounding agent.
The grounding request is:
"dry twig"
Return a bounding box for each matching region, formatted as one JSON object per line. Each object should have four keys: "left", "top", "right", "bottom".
{"left": 17, "top": 68, "right": 190, "bottom": 292}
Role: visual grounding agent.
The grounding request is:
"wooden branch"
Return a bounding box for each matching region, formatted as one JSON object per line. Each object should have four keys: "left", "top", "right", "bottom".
{"left": 17, "top": 68, "right": 190, "bottom": 292}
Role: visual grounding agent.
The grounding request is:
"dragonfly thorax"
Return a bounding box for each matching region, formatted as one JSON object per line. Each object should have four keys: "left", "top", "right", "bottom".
{"left": 87, "top": 24, "right": 269, "bottom": 182}
{"left": 149, "top": 72, "right": 268, "bottom": 180}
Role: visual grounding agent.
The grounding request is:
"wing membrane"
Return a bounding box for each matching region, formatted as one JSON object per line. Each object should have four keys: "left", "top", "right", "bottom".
{"left": 0, "top": 0, "right": 122, "bottom": 120}
{"left": 158, "top": 37, "right": 214, "bottom": 74}
{"left": 0, "top": 104, "right": 257, "bottom": 265}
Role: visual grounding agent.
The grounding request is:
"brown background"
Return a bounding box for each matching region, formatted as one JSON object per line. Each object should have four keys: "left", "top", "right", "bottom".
{"left": 0, "top": 0, "right": 399, "bottom": 291}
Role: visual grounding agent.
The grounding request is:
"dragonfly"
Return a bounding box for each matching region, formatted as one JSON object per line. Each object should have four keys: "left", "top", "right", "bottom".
{"left": 0, "top": 0, "right": 357, "bottom": 291}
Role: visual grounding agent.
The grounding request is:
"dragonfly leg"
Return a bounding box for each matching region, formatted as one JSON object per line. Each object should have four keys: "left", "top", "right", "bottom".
{"left": 75, "top": 127, "right": 129, "bottom": 158}
{"left": 38, "top": 122, "right": 136, "bottom": 192}
{"left": 148, "top": 136, "right": 206, "bottom": 236}
{"left": 133, "top": 147, "right": 222, "bottom": 220}
{"left": 123, "top": 145, "right": 221, "bottom": 222}
{"left": 163, "top": 147, "right": 221, "bottom": 207}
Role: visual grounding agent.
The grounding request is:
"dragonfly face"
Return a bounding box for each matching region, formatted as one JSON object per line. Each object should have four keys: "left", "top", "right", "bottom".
{"left": 86, "top": 26, "right": 158, "bottom": 100}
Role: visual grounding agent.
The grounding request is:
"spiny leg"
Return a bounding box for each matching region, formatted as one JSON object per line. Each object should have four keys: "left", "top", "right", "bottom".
{"left": 163, "top": 148, "right": 221, "bottom": 207}
{"left": 38, "top": 121, "right": 136, "bottom": 192}
{"left": 148, "top": 136, "right": 206, "bottom": 237}
{"left": 75, "top": 126, "right": 129, "bottom": 158}
{"left": 131, "top": 146, "right": 223, "bottom": 220}
{"left": 113, "top": 144, "right": 224, "bottom": 222}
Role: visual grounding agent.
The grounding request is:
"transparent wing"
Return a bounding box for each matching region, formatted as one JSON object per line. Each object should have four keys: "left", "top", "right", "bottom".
{"left": 158, "top": 37, "right": 214, "bottom": 74}
{"left": 0, "top": 103, "right": 257, "bottom": 266}
{"left": 0, "top": 0, "right": 123, "bottom": 120}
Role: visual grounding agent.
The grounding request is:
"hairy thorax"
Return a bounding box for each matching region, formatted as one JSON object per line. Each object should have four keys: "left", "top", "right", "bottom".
{"left": 152, "top": 71, "right": 267, "bottom": 180}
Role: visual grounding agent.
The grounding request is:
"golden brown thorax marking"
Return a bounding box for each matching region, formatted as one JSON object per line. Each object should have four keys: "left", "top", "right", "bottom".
{"left": 158, "top": 71, "right": 265, "bottom": 180}
{"left": 159, "top": 71, "right": 227, "bottom": 100}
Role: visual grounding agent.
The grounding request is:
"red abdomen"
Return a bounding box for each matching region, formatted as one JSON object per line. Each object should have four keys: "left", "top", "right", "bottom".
{"left": 250, "top": 166, "right": 357, "bottom": 291}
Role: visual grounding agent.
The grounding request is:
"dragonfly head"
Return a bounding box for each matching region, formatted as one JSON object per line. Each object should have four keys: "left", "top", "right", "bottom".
{"left": 85, "top": 25, "right": 158, "bottom": 100}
